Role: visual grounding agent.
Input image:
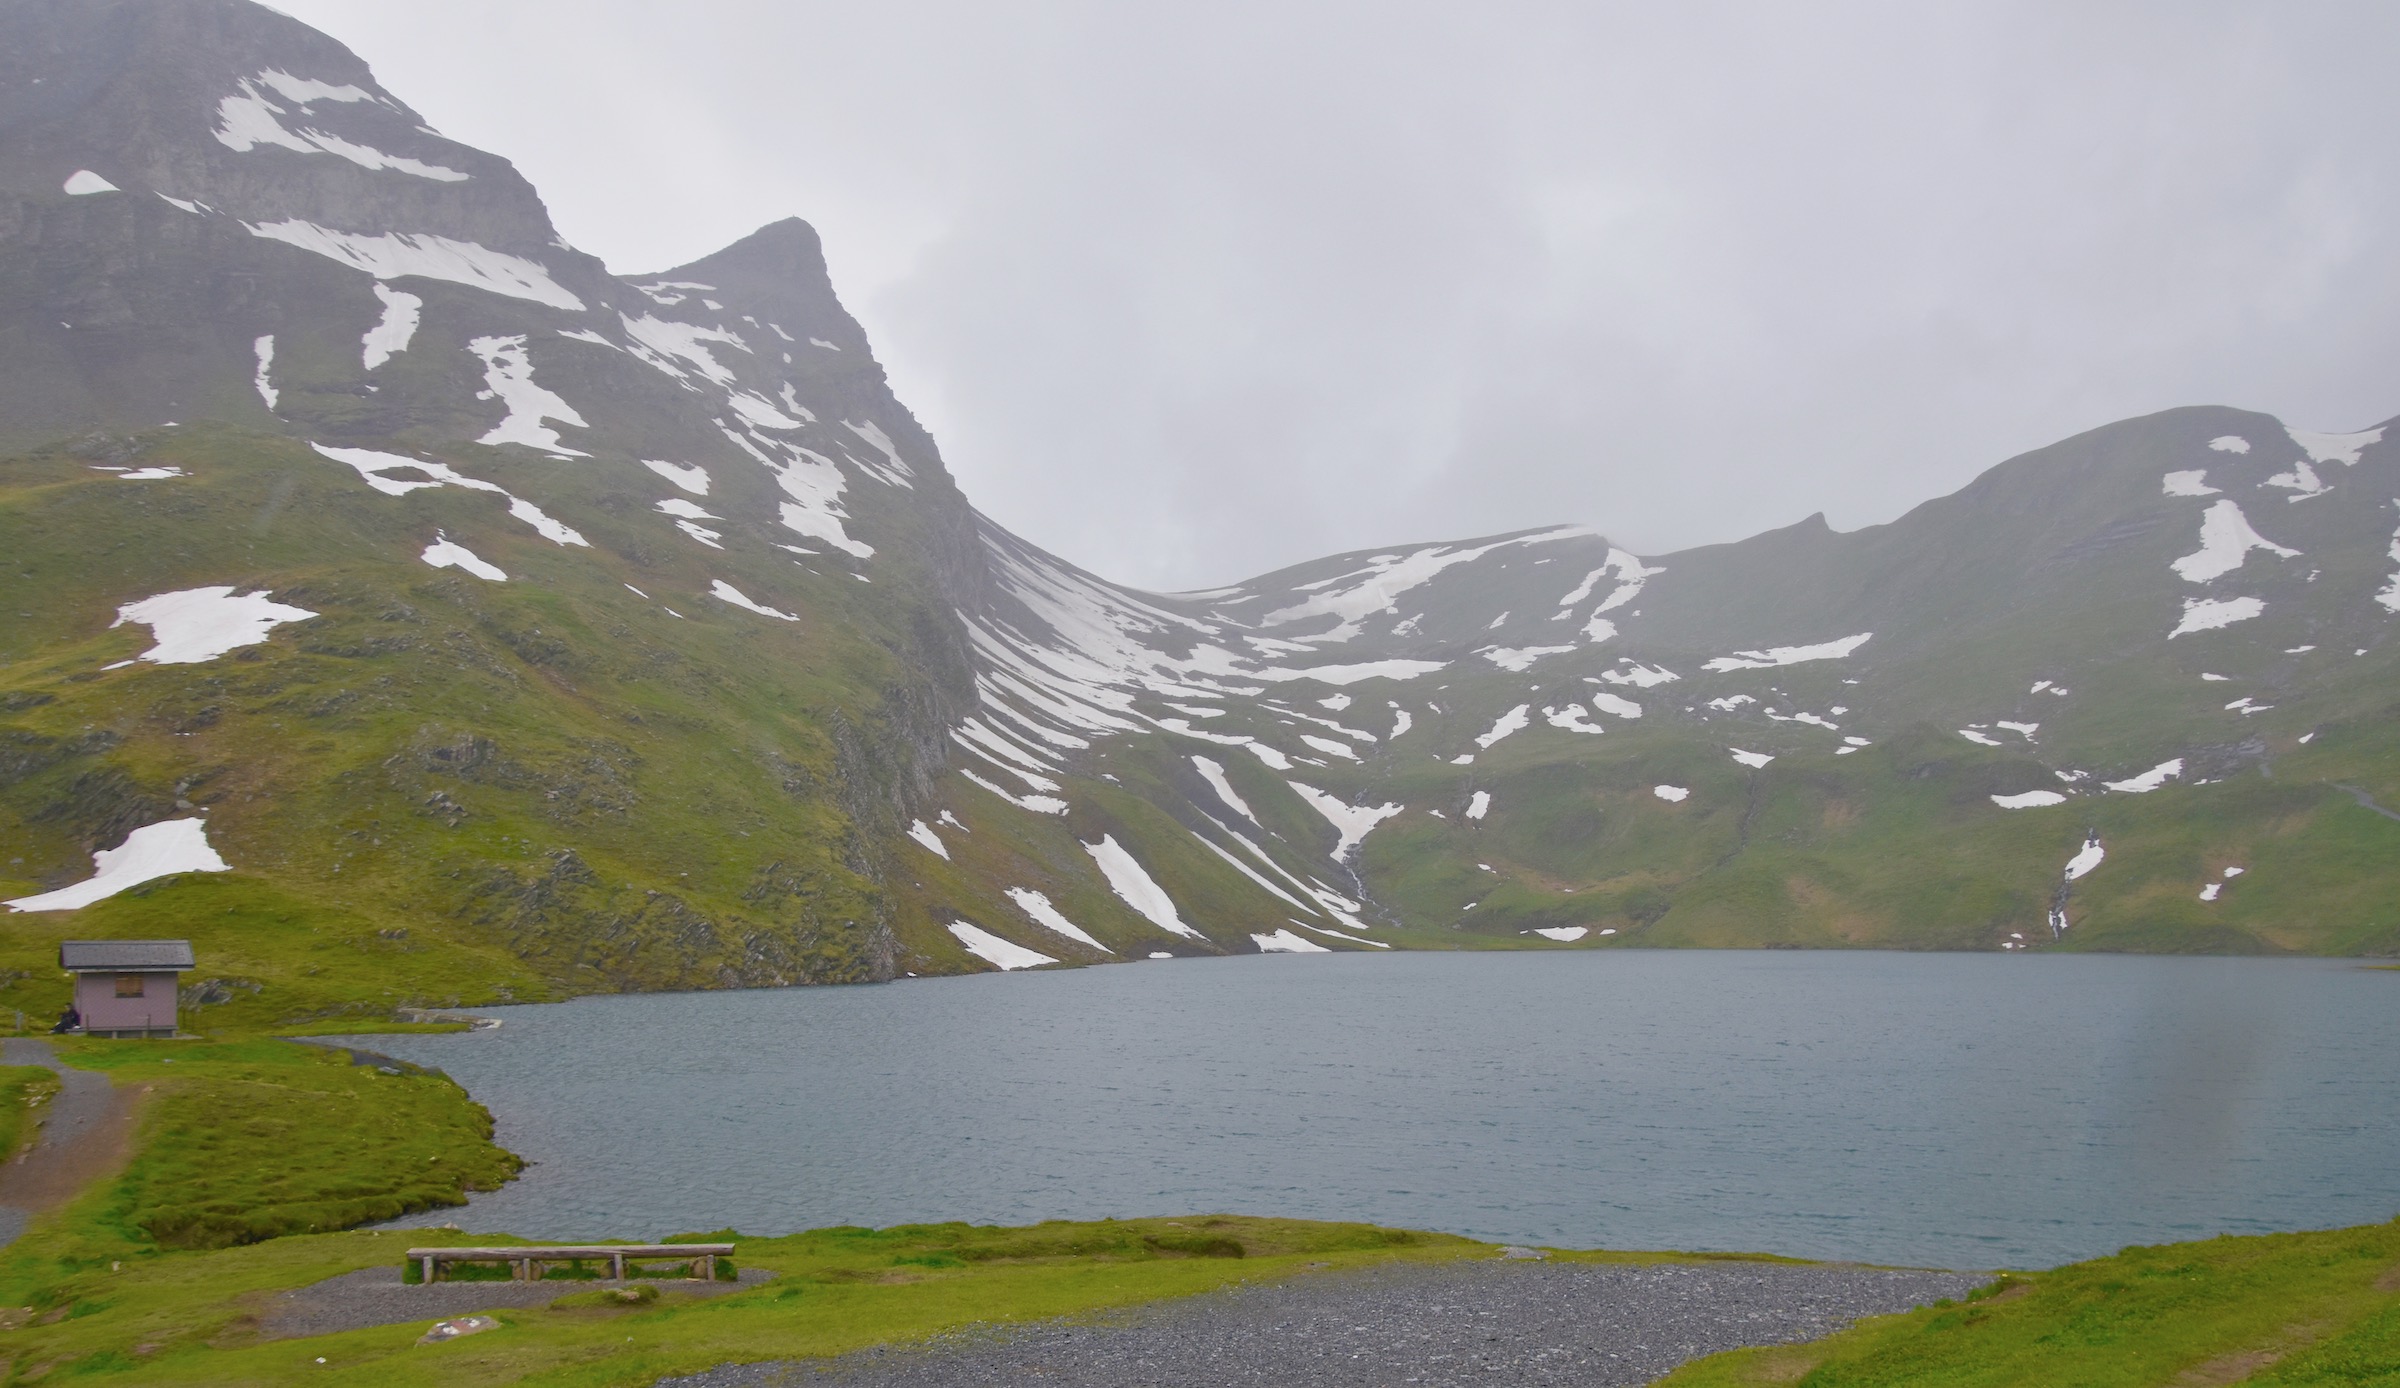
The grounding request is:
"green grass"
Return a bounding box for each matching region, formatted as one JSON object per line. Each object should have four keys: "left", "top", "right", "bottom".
{"left": 1659, "top": 1218, "right": 2400, "bottom": 1387}
{"left": 0, "top": 1062, "right": 59, "bottom": 1160}
{"left": 0, "top": 1035, "right": 518, "bottom": 1318}
{"left": 0, "top": 1213, "right": 1500, "bottom": 1385}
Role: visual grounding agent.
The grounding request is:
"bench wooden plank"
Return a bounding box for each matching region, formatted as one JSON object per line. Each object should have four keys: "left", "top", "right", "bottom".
{"left": 404, "top": 1244, "right": 732, "bottom": 1258}
{"left": 405, "top": 1243, "right": 733, "bottom": 1283}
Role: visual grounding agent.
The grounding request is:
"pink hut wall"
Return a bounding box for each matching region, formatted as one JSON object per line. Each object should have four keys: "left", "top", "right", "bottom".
{"left": 75, "top": 971, "right": 178, "bottom": 1033}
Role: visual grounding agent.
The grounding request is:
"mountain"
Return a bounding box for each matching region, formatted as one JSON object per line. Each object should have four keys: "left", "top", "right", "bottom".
{"left": 2, "top": 0, "right": 2394, "bottom": 1029}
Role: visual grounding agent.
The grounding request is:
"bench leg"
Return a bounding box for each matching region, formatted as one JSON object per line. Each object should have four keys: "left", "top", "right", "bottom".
{"left": 612, "top": 1253, "right": 625, "bottom": 1281}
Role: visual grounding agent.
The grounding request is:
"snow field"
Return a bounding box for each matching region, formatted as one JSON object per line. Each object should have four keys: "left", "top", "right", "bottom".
{"left": 245, "top": 220, "right": 584, "bottom": 311}
{"left": 708, "top": 581, "right": 798, "bottom": 621}
{"left": 6, "top": 819, "right": 230, "bottom": 912}
{"left": 1589, "top": 692, "right": 1643, "bottom": 719}
{"left": 214, "top": 73, "right": 466, "bottom": 180}
{"left": 2171, "top": 500, "right": 2297, "bottom": 583}
{"left": 946, "top": 921, "right": 1055, "bottom": 971}
{"left": 112, "top": 586, "right": 317, "bottom": 664}
{"left": 1542, "top": 705, "right": 1604, "bottom": 734}
{"left": 361, "top": 284, "right": 422, "bottom": 369}
{"left": 470, "top": 335, "right": 588, "bottom": 456}
{"left": 1475, "top": 705, "right": 1532, "bottom": 749}
{"left": 252, "top": 335, "right": 277, "bottom": 409}
{"left": 2170, "top": 596, "right": 2265, "bottom": 638}
{"left": 2104, "top": 759, "right": 2182, "bottom": 793}
{"left": 1286, "top": 784, "right": 1405, "bottom": 860}
{"left": 1191, "top": 757, "right": 1255, "bottom": 821}
{"left": 1082, "top": 836, "right": 1203, "bottom": 938}
{"left": 643, "top": 460, "right": 711, "bottom": 495}
{"left": 1703, "top": 633, "right": 1871, "bottom": 673}
{"left": 1006, "top": 888, "right": 1111, "bottom": 952}
{"left": 1991, "top": 790, "right": 2067, "bottom": 809}
{"left": 420, "top": 536, "right": 504, "bottom": 581}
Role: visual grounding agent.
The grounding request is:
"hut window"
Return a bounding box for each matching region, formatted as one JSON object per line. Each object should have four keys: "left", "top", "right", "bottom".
{"left": 115, "top": 973, "right": 146, "bottom": 997}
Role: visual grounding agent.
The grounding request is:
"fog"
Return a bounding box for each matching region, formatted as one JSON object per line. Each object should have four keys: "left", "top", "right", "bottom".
{"left": 280, "top": 0, "right": 2400, "bottom": 588}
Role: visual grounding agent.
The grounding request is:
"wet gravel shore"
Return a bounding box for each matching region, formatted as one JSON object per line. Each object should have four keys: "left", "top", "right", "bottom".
{"left": 662, "top": 1256, "right": 1986, "bottom": 1388}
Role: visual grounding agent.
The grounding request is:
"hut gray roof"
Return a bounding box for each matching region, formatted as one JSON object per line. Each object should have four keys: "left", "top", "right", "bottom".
{"left": 59, "top": 940, "right": 195, "bottom": 971}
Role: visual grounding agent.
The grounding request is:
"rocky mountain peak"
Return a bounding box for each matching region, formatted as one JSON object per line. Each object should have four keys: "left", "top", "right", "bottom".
{"left": 0, "top": 0, "right": 562, "bottom": 252}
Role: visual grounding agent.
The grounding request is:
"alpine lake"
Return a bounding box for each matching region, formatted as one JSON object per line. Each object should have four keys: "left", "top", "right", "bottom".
{"left": 351, "top": 950, "right": 2400, "bottom": 1271}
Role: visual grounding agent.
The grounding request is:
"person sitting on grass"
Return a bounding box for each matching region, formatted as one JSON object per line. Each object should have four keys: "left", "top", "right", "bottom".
{"left": 49, "top": 1004, "right": 79, "bottom": 1034}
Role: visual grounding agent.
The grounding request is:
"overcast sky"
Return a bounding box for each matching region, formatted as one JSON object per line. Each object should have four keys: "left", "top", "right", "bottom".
{"left": 280, "top": 1, "right": 2400, "bottom": 591}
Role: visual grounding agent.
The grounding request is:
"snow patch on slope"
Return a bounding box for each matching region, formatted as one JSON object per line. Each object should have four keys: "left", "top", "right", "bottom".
{"left": 252, "top": 335, "right": 277, "bottom": 409}
{"left": 1007, "top": 888, "right": 1110, "bottom": 952}
{"left": 469, "top": 335, "right": 588, "bottom": 456}
{"left": 709, "top": 581, "right": 798, "bottom": 621}
{"left": 2170, "top": 596, "right": 2264, "bottom": 638}
{"left": 112, "top": 587, "right": 316, "bottom": 663}
{"left": 244, "top": 220, "right": 584, "bottom": 311}
{"left": 6, "top": 819, "right": 231, "bottom": 912}
{"left": 2285, "top": 425, "right": 2383, "bottom": 467}
{"left": 1991, "top": 790, "right": 2067, "bottom": 808}
{"left": 215, "top": 71, "right": 466, "bottom": 180}
{"left": 1287, "top": 784, "right": 1405, "bottom": 860}
{"left": 420, "top": 535, "right": 504, "bottom": 581}
{"left": 1475, "top": 705, "right": 1533, "bottom": 749}
{"left": 1703, "top": 633, "right": 1871, "bottom": 672}
{"left": 643, "top": 460, "right": 711, "bottom": 495}
{"left": 1192, "top": 757, "right": 1255, "bottom": 821}
{"left": 947, "top": 921, "right": 1055, "bottom": 971}
{"left": 2105, "top": 759, "right": 2182, "bottom": 793}
{"left": 361, "top": 284, "right": 421, "bottom": 369}
{"left": 1083, "top": 836, "right": 1203, "bottom": 938}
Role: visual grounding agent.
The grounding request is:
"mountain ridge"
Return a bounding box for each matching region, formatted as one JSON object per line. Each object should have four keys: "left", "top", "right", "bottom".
{"left": 2, "top": 0, "right": 2395, "bottom": 1035}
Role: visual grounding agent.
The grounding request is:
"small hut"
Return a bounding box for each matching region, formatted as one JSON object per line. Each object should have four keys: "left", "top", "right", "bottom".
{"left": 58, "top": 940, "right": 194, "bottom": 1038}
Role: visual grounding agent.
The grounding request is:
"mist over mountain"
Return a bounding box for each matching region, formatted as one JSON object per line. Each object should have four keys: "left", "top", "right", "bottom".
{"left": 3, "top": 0, "right": 2395, "bottom": 1032}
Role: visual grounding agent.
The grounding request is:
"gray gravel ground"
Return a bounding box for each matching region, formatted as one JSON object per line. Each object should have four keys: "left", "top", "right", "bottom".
{"left": 259, "top": 1265, "right": 775, "bottom": 1340}
{"left": 0, "top": 1037, "right": 125, "bottom": 1250}
{"left": 661, "top": 1256, "right": 1987, "bottom": 1388}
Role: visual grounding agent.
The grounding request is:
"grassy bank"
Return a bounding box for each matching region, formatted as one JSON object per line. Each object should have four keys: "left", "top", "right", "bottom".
{"left": 1662, "top": 1218, "right": 2400, "bottom": 1387}
{"left": 0, "top": 1035, "right": 518, "bottom": 1348}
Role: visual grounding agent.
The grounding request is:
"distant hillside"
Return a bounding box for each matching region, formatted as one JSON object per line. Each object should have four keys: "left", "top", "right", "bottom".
{"left": 2, "top": 0, "right": 2393, "bottom": 1030}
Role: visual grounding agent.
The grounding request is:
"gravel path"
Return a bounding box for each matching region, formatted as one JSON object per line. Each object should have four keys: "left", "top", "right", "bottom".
{"left": 661, "top": 1256, "right": 1986, "bottom": 1388}
{"left": 259, "top": 1265, "right": 777, "bottom": 1341}
{"left": 0, "top": 1038, "right": 140, "bottom": 1250}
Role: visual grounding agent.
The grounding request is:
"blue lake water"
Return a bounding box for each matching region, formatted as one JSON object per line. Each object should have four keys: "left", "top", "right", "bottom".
{"left": 356, "top": 951, "right": 2400, "bottom": 1270}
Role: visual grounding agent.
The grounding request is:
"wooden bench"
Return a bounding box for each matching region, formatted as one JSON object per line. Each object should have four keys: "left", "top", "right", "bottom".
{"left": 404, "top": 1243, "right": 734, "bottom": 1284}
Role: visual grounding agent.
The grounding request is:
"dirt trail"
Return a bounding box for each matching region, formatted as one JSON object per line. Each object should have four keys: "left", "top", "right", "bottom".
{"left": 0, "top": 1038, "right": 144, "bottom": 1248}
